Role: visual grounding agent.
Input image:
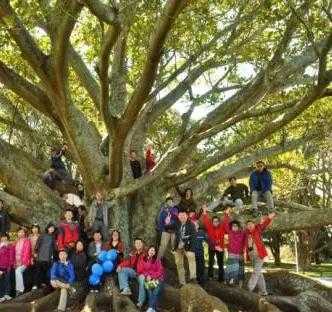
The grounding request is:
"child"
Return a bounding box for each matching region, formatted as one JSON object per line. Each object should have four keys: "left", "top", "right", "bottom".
{"left": 137, "top": 246, "right": 164, "bottom": 312}
{"left": 70, "top": 241, "right": 87, "bottom": 282}
{"left": 145, "top": 144, "right": 156, "bottom": 173}
{"left": 29, "top": 224, "right": 40, "bottom": 290}
{"left": 224, "top": 213, "right": 246, "bottom": 287}
{"left": 50, "top": 250, "right": 76, "bottom": 312}
{"left": 15, "top": 228, "right": 32, "bottom": 295}
{"left": 246, "top": 213, "right": 276, "bottom": 296}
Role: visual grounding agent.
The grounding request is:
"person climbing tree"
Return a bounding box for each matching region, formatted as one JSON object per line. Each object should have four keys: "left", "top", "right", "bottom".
{"left": 246, "top": 212, "right": 276, "bottom": 296}
{"left": 145, "top": 144, "right": 156, "bottom": 173}
{"left": 129, "top": 150, "right": 143, "bottom": 179}
{"left": 157, "top": 196, "right": 179, "bottom": 259}
{"left": 222, "top": 177, "right": 249, "bottom": 213}
{"left": 202, "top": 204, "right": 231, "bottom": 282}
{"left": 249, "top": 160, "right": 274, "bottom": 215}
{"left": 0, "top": 200, "right": 10, "bottom": 235}
{"left": 174, "top": 211, "right": 197, "bottom": 286}
{"left": 51, "top": 144, "right": 70, "bottom": 181}
{"left": 87, "top": 191, "right": 111, "bottom": 241}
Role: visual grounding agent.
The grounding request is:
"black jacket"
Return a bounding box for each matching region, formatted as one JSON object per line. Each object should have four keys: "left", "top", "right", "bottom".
{"left": 0, "top": 210, "right": 10, "bottom": 234}
{"left": 130, "top": 160, "right": 142, "bottom": 179}
{"left": 175, "top": 220, "right": 196, "bottom": 252}
{"left": 223, "top": 183, "right": 249, "bottom": 201}
{"left": 70, "top": 251, "right": 88, "bottom": 281}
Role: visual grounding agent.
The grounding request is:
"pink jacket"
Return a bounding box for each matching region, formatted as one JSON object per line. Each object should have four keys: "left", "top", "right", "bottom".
{"left": 15, "top": 238, "right": 32, "bottom": 267}
{"left": 224, "top": 214, "right": 246, "bottom": 256}
{"left": 0, "top": 244, "right": 15, "bottom": 271}
{"left": 137, "top": 257, "right": 164, "bottom": 281}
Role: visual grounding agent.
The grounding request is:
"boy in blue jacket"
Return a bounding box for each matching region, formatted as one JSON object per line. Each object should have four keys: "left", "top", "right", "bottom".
{"left": 157, "top": 196, "right": 179, "bottom": 259}
{"left": 51, "top": 250, "right": 76, "bottom": 312}
{"left": 194, "top": 221, "right": 208, "bottom": 285}
{"left": 249, "top": 161, "right": 274, "bottom": 215}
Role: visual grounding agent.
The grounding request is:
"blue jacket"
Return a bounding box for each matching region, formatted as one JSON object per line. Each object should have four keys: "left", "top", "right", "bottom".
{"left": 157, "top": 205, "right": 179, "bottom": 233}
{"left": 50, "top": 261, "right": 75, "bottom": 284}
{"left": 249, "top": 169, "right": 272, "bottom": 193}
{"left": 194, "top": 229, "right": 207, "bottom": 256}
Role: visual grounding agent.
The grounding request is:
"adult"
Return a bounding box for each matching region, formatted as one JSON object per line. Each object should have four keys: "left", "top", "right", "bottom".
{"left": 157, "top": 196, "right": 179, "bottom": 259}
{"left": 129, "top": 151, "right": 143, "bottom": 179}
{"left": 249, "top": 161, "right": 274, "bottom": 214}
{"left": 70, "top": 241, "right": 88, "bottom": 282}
{"left": 175, "top": 186, "right": 198, "bottom": 220}
{"left": 50, "top": 250, "right": 76, "bottom": 312}
{"left": 202, "top": 205, "right": 230, "bottom": 282}
{"left": 34, "top": 223, "right": 57, "bottom": 288}
{"left": 137, "top": 246, "right": 164, "bottom": 311}
{"left": 117, "top": 238, "right": 146, "bottom": 296}
{"left": 0, "top": 200, "right": 10, "bottom": 235}
{"left": 88, "top": 191, "right": 111, "bottom": 241}
{"left": 246, "top": 213, "right": 276, "bottom": 296}
{"left": 87, "top": 231, "right": 108, "bottom": 265}
{"left": 108, "top": 230, "right": 125, "bottom": 263}
{"left": 57, "top": 209, "right": 80, "bottom": 255}
{"left": 51, "top": 145, "right": 69, "bottom": 181}
{"left": 0, "top": 233, "right": 15, "bottom": 302}
{"left": 222, "top": 177, "right": 249, "bottom": 213}
{"left": 174, "top": 212, "right": 197, "bottom": 286}
{"left": 29, "top": 224, "right": 40, "bottom": 290}
{"left": 145, "top": 144, "right": 156, "bottom": 173}
{"left": 15, "top": 228, "right": 32, "bottom": 295}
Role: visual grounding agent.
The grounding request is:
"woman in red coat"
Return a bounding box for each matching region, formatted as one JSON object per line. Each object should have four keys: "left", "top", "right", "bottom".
{"left": 145, "top": 144, "right": 156, "bottom": 173}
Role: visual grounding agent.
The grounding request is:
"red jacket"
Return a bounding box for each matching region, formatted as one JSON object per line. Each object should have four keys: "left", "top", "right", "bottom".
{"left": 57, "top": 221, "right": 80, "bottom": 250}
{"left": 0, "top": 244, "right": 15, "bottom": 271}
{"left": 118, "top": 249, "right": 146, "bottom": 271}
{"left": 202, "top": 213, "right": 227, "bottom": 250}
{"left": 245, "top": 217, "right": 272, "bottom": 260}
{"left": 137, "top": 257, "right": 164, "bottom": 281}
{"left": 145, "top": 149, "right": 156, "bottom": 172}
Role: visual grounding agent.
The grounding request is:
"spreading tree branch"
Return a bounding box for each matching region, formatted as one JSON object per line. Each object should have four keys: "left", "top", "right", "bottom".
{"left": 82, "top": 0, "right": 118, "bottom": 25}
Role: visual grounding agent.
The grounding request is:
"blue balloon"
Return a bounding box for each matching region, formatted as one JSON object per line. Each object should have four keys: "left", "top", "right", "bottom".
{"left": 89, "top": 274, "right": 100, "bottom": 286}
{"left": 97, "top": 250, "right": 107, "bottom": 262}
{"left": 91, "top": 263, "right": 104, "bottom": 276}
{"left": 102, "top": 260, "right": 114, "bottom": 273}
{"left": 106, "top": 250, "right": 118, "bottom": 262}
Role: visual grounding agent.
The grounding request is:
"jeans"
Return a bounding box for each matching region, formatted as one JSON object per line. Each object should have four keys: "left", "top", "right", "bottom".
{"left": 137, "top": 275, "right": 146, "bottom": 305}
{"left": 157, "top": 232, "right": 176, "bottom": 259}
{"left": 0, "top": 269, "right": 11, "bottom": 297}
{"left": 251, "top": 191, "right": 274, "bottom": 211}
{"left": 223, "top": 198, "right": 244, "bottom": 212}
{"left": 15, "top": 265, "right": 26, "bottom": 292}
{"left": 147, "top": 283, "right": 163, "bottom": 310}
{"left": 248, "top": 251, "right": 267, "bottom": 294}
{"left": 174, "top": 250, "right": 196, "bottom": 285}
{"left": 118, "top": 267, "right": 137, "bottom": 291}
{"left": 208, "top": 249, "right": 224, "bottom": 282}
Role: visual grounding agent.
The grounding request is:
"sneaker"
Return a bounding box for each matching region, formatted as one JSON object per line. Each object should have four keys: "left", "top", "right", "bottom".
{"left": 120, "top": 288, "right": 132, "bottom": 296}
{"left": 4, "top": 295, "right": 12, "bottom": 301}
{"left": 69, "top": 286, "right": 76, "bottom": 296}
{"left": 32, "top": 286, "right": 38, "bottom": 290}
{"left": 0, "top": 297, "right": 6, "bottom": 303}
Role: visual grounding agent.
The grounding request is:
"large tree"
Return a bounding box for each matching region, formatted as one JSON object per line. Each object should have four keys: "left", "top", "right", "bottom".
{"left": 0, "top": 0, "right": 331, "bottom": 246}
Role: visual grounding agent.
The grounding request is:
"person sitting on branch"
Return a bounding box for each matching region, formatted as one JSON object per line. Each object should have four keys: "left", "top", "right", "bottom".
{"left": 222, "top": 176, "right": 249, "bottom": 213}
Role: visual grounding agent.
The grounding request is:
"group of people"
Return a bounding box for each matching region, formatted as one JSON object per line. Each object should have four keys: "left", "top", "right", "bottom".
{"left": 0, "top": 159, "right": 277, "bottom": 312}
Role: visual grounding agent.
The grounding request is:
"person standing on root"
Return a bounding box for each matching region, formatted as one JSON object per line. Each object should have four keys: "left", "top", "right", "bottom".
{"left": 157, "top": 196, "right": 179, "bottom": 259}
{"left": 137, "top": 245, "right": 165, "bottom": 311}
{"left": 0, "top": 233, "right": 15, "bottom": 302}
{"left": 117, "top": 238, "right": 146, "bottom": 296}
{"left": 222, "top": 177, "right": 249, "bottom": 214}
{"left": 0, "top": 200, "right": 10, "bottom": 235}
{"left": 246, "top": 212, "right": 276, "bottom": 296}
{"left": 29, "top": 224, "right": 40, "bottom": 291}
{"left": 201, "top": 204, "right": 230, "bottom": 282}
{"left": 193, "top": 221, "right": 208, "bottom": 285}
{"left": 249, "top": 161, "right": 274, "bottom": 216}
{"left": 50, "top": 250, "right": 76, "bottom": 312}
{"left": 34, "top": 223, "right": 57, "bottom": 289}
{"left": 14, "top": 227, "right": 32, "bottom": 296}
{"left": 129, "top": 150, "right": 143, "bottom": 179}
{"left": 88, "top": 191, "right": 111, "bottom": 241}
{"left": 174, "top": 212, "right": 197, "bottom": 286}
{"left": 70, "top": 241, "right": 88, "bottom": 283}
{"left": 57, "top": 209, "right": 80, "bottom": 257}
{"left": 223, "top": 213, "right": 246, "bottom": 287}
